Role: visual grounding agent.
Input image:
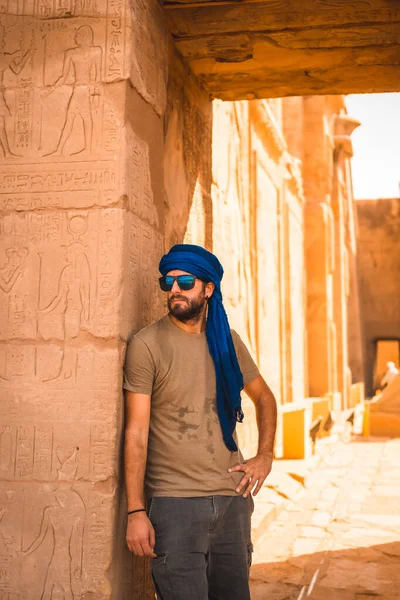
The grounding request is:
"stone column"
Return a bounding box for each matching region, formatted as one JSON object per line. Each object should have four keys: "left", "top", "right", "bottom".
{"left": 302, "top": 97, "right": 336, "bottom": 399}
{"left": 305, "top": 201, "right": 335, "bottom": 397}
{"left": 332, "top": 112, "right": 360, "bottom": 408}
{"left": 0, "top": 1, "right": 166, "bottom": 598}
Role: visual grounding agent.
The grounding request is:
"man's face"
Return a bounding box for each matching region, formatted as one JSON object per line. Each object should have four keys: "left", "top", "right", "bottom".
{"left": 167, "top": 269, "right": 208, "bottom": 323}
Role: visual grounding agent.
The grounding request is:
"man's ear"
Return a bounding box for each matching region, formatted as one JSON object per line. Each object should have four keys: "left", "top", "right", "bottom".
{"left": 205, "top": 282, "right": 215, "bottom": 299}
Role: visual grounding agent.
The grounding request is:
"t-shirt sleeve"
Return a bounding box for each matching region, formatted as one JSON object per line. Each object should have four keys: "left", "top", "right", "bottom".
{"left": 123, "top": 335, "right": 155, "bottom": 394}
{"left": 231, "top": 330, "right": 260, "bottom": 385}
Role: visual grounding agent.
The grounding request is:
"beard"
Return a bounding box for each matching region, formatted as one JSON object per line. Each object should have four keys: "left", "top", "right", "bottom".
{"left": 168, "top": 291, "right": 207, "bottom": 323}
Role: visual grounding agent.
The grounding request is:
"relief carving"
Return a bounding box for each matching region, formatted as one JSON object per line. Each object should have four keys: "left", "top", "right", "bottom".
{"left": 35, "top": 214, "right": 92, "bottom": 382}
{"left": 0, "top": 210, "right": 125, "bottom": 385}
{"left": 0, "top": 14, "right": 128, "bottom": 163}
{"left": 0, "top": 1, "right": 162, "bottom": 596}
{"left": 0, "top": 23, "right": 34, "bottom": 158}
{"left": 38, "top": 217, "right": 91, "bottom": 340}
{"left": 105, "top": 0, "right": 127, "bottom": 82}
{"left": 43, "top": 25, "right": 102, "bottom": 157}
{"left": 0, "top": 247, "right": 28, "bottom": 293}
{"left": 18, "top": 447, "right": 85, "bottom": 600}
{"left": 0, "top": 425, "right": 13, "bottom": 471}
{"left": 126, "top": 127, "right": 159, "bottom": 228}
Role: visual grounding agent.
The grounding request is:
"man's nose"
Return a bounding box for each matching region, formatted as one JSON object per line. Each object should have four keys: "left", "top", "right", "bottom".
{"left": 171, "top": 280, "right": 181, "bottom": 293}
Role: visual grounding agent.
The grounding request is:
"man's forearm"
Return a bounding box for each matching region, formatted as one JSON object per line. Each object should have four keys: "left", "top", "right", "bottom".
{"left": 124, "top": 428, "right": 148, "bottom": 510}
{"left": 255, "top": 389, "right": 277, "bottom": 457}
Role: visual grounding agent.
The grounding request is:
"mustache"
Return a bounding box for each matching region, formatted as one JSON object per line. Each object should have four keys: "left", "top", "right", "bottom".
{"left": 170, "top": 295, "right": 188, "bottom": 301}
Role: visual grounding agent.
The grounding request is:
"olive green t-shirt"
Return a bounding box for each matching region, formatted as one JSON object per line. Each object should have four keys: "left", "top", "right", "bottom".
{"left": 123, "top": 314, "right": 259, "bottom": 498}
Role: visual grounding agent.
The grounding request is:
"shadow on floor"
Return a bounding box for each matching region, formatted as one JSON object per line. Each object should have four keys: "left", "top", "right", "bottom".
{"left": 250, "top": 541, "right": 400, "bottom": 599}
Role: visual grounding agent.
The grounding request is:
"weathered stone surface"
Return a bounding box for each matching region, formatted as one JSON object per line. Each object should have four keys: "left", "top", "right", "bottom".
{"left": 357, "top": 198, "right": 400, "bottom": 396}
{"left": 129, "top": 0, "right": 168, "bottom": 115}
{"left": 288, "top": 96, "right": 362, "bottom": 406}
{"left": 165, "top": 0, "right": 400, "bottom": 99}
{"left": 0, "top": 0, "right": 166, "bottom": 597}
{"left": 163, "top": 45, "right": 212, "bottom": 250}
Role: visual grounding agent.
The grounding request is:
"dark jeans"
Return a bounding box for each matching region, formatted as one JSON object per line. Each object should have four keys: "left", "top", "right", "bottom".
{"left": 148, "top": 495, "right": 254, "bottom": 600}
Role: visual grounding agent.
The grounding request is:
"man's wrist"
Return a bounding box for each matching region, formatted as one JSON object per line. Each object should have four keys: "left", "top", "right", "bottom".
{"left": 127, "top": 504, "right": 146, "bottom": 513}
{"left": 257, "top": 449, "right": 273, "bottom": 460}
{"left": 127, "top": 508, "right": 146, "bottom": 517}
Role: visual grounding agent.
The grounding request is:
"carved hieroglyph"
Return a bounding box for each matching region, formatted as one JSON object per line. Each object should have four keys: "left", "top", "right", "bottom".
{"left": 0, "top": 207, "right": 125, "bottom": 598}
{"left": 1, "top": 1, "right": 166, "bottom": 598}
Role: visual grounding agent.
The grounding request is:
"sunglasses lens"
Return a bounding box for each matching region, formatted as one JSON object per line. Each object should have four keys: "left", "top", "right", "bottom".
{"left": 159, "top": 276, "right": 173, "bottom": 291}
{"left": 177, "top": 275, "right": 196, "bottom": 290}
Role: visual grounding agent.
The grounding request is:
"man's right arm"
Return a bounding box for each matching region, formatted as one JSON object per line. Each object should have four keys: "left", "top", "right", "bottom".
{"left": 124, "top": 390, "right": 156, "bottom": 558}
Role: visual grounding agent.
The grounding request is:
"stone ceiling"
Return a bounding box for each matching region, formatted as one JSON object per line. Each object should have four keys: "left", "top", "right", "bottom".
{"left": 164, "top": 0, "right": 400, "bottom": 100}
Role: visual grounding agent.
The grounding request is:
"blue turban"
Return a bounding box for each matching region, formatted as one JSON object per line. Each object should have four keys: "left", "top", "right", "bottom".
{"left": 159, "top": 244, "right": 244, "bottom": 452}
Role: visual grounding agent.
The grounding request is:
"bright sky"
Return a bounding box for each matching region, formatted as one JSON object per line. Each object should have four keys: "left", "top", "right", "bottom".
{"left": 345, "top": 93, "right": 400, "bottom": 200}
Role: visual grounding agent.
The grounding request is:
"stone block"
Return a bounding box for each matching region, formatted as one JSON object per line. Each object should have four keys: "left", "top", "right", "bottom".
{"left": 281, "top": 403, "right": 312, "bottom": 460}
{"left": 369, "top": 411, "right": 400, "bottom": 438}
{"left": 310, "top": 397, "right": 330, "bottom": 438}
{"left": 362, "top": 403, "right": 370, "bottom": 437}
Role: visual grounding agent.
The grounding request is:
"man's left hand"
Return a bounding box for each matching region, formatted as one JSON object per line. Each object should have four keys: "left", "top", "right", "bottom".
{"left": 228, "top": 452, "right": 273, "bottom": 497}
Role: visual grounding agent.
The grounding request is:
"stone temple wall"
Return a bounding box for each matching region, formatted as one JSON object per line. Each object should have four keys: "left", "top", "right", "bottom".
{"left": 283, "top": 95, "right": 362, "bottom": 412}
{"left": 164, "top": 45, "right": 212, "bottom": 251}
{"left": 0, "top": 1, "right": 167, "bottom": 598}
{"left": 357, "top": 198, "right": 400, "bottom": 397}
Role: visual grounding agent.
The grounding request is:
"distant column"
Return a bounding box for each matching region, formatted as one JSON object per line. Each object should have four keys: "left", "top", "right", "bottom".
{"left": 332, "top": 112, "right": 361, "bottom": 408}
{"left": 302, "top": 97, "right": 337, "bottom": 399}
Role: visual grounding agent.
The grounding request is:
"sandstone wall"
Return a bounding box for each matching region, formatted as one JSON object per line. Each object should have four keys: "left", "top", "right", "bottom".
{"left": 0, "top": 1, "right": 166, "bottom": 598}
{"left": 284, "top": 96, "right": 362, "bottom": 411}
{"left": 164, "top": 46, "right": 212, "bottom": 250}
{"left": 357, "top": 198, "right": 400, "bottom": 397}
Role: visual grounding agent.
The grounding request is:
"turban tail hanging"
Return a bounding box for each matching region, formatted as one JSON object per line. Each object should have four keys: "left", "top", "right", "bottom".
{"left": 159, "top": 244, "right": 244, "bottom": 451}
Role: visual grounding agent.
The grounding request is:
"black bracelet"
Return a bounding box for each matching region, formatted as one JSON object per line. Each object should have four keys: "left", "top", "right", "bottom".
{"left": 127, "top": 508, "right": 146, "bottom": 516}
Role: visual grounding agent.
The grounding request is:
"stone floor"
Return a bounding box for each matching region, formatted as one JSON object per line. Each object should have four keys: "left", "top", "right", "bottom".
{"left": 250, "top": 436, "right": 400, "bottom": 600}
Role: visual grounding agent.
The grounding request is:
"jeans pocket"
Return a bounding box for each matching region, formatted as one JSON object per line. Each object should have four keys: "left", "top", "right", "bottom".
{"left": 152, "top": 552, "right": 167, "bottom": 569}
{"left": 151, "top": 553, "right": 176, "bottom": 599}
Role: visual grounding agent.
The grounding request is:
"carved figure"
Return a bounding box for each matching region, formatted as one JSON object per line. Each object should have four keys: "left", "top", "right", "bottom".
{"left": 0, "top": 425, "right": 13, "bottom": 470}
{"left": 19, "top": 447, "right": 85, "bottom": 600}
{"left": 38, "top": 243, "right": 90, "bottom": 339}
{"left": 0, "top": 25, "right": 32, "bottom": 157}
{"left": 0, "top": 247, "right": 28, "bottom": 294}
{"left": 38, "top": 239, "right": 91, "bottom": 381}
{"left": 45, "top": 25, "right": 102, "bottom": 156}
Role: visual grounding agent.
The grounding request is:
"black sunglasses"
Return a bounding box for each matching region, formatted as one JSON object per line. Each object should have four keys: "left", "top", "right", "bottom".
{"left": 159, "top": 275, "right": 199, "bottom": 292}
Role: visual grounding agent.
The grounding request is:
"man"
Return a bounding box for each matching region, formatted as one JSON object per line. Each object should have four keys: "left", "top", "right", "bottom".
{"left": 124, "top": 244, "right": 277, "bottom": 599}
